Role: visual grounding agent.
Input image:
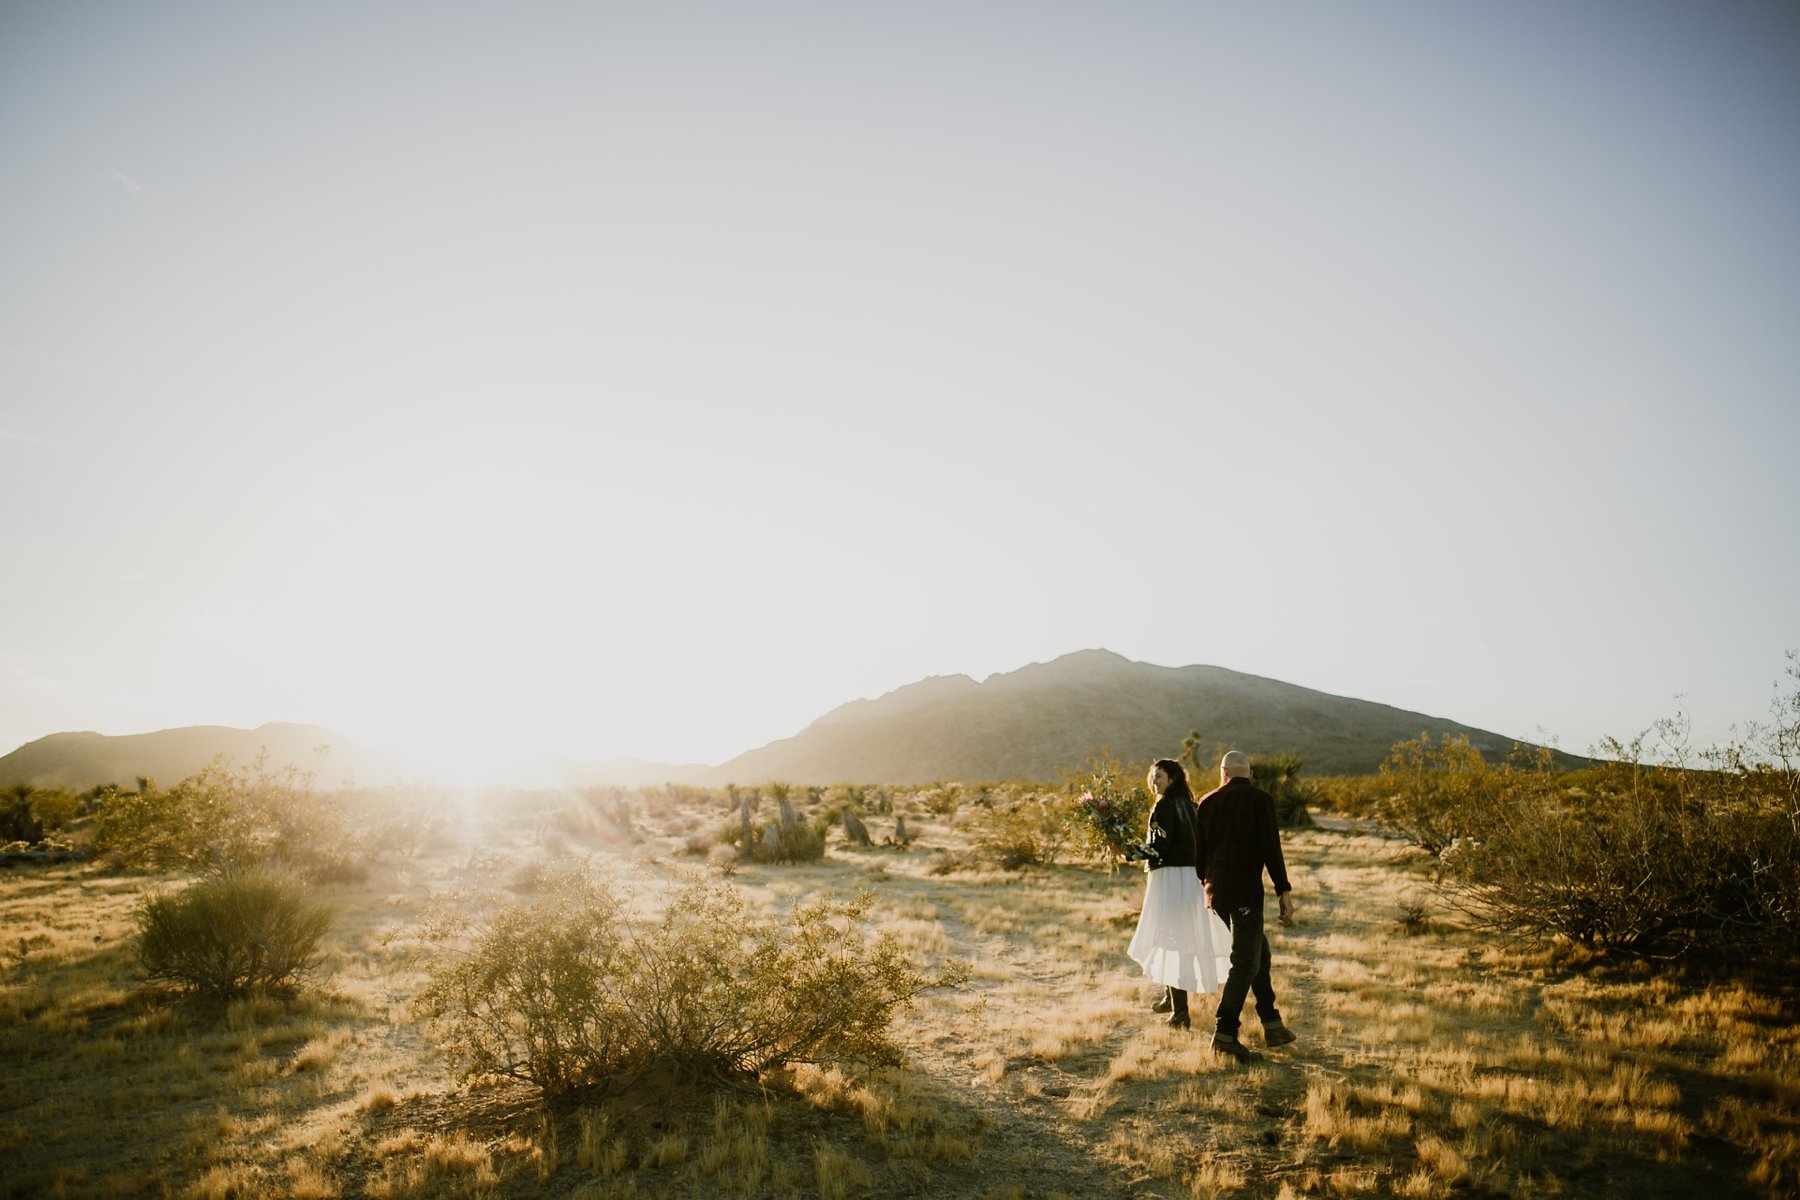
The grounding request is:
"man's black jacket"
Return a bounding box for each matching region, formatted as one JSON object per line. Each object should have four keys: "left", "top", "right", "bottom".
{"left": 1195, "top": 776, "right": 1292, "bottom": 910}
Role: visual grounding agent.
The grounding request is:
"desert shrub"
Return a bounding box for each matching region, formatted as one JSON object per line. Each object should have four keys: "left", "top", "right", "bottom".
{"left": 1306, "top": 775, "right": 1391, "bottom": 818}
{"left": 136, "top": 866, "right": 336, "bottom": 995}
{"left": 1376, "top": 734, "right": 1498, "bottom": 854}
{"left": 95, "top": 758, "right": 351, "bottom": 877}
{"left": 1442, "top": 737, "right": 1800, "bottom": 958}
{"left": 361, "top": 795, "right": 448, "bottom": 861}
{"left": 1250, "top": 751, "right": 1317, "bottom": 827}
{"left": 919, "top": 785, "right": 963, "bottom": 817}
{"left": 969, "top": 790, "right": 1072, "bottom": 869}
{"left": 0, "top": 785, "right": 81, "bottom": 843}
{"left": 1437, "top": 661, "right": 1800, "bottom": 961}
{"left": 720, "top": 795, "right": 828, "bottom": 864}
{"left": 570, "top": 787, "right": 641, "bottom": 843}
{"left": 413, "top": 870, "right": 963, "bottom": 1099}
{"left": 1, "top": 785, "right": 44, "bottom": 843}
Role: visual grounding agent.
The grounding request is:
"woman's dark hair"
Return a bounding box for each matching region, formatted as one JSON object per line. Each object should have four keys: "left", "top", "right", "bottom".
{"left": 1153, "top": 758, "right": 1192, "bottom": 801}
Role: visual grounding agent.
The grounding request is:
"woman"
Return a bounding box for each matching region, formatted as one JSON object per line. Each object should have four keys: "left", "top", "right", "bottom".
{"left": 1126, "top": 758, "right": 1230, "bottom": 1028}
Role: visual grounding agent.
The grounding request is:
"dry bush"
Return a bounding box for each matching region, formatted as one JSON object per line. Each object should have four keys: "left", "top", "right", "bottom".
{"left": 0, "top": 784, "right": 80, "bottom": 843}
{"left": 412, "top": 869, "right": 965, "bottom": 1099}
{"left": 968, "top": 790, "right": 1072, "bottom": 869}
{"left": 719, "top": 795, "right": 828, "bottom": 864}
{"left": 918, "top": 784, "right": 964, "bottom": 817}
{"left": 1442, "top": 755, "right": 1800, "bottom": 957}
{"left": 1371, "top": 669, "right": 1800, "bottom": 963}
{"left": 96, "top": 758, "right": 352, "bottom": 878}
{"left": 1307, "top": 774, "right": 1391, "bottom": 818}
{"left": 1438, "top": 705, "right": 1800, "bottom": 959}
{"left": 136, "top": 866, "right": 336, "bottom": 995}
{"left": 1376, "top": 734, "right": 1499, "bottom": 855}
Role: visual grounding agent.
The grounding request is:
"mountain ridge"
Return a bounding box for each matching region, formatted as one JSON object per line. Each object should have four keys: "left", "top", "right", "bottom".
{"left": 0, "top": 651, "right": 1561, "bottom": 789}
{"left": 0, "top": 722, "right": 410, "bottom": 791}
{"left": 707, "top": 650, "right": 1555, "bottom": 784}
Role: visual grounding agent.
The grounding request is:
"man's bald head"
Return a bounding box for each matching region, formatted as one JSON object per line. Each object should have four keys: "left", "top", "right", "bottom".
{"left": 1221, "top": 751, "right": 1252, "bottom": 779}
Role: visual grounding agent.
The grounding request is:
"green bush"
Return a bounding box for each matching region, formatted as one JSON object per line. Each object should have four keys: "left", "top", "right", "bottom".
{"left": 413, "top": 871, "right": 963, "bottom": 1099}
{"left": 136, "top": 867, "right": 336, "bottom": 995}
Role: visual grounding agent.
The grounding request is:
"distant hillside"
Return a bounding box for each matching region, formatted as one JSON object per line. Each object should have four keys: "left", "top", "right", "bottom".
{"left": 0, "top": 723, "right": 407, "bottom": 792}
{"left": 0, "top": 653, "right": 1567, "bottom": 790}
{"left": 710, "top": 649, "right": 1562, "bottom": 784}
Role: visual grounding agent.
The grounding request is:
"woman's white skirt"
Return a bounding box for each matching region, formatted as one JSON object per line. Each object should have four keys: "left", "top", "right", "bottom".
{"left": 1128, "top": 867, "right": 1232, "bottom": 994}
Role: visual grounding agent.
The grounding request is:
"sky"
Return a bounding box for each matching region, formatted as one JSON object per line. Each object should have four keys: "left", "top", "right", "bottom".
{"left": 3, "top": 0, "right": 1797, "bottom": 783}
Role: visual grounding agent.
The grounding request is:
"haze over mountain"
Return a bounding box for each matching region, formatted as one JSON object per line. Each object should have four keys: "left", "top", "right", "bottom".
{"left": 0, "top": 723, "right": 409, "bottom": 792}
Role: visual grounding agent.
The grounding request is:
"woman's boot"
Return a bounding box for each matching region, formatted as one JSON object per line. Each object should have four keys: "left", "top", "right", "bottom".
{"left": 1152, "top": 986, "right": 1174, "bottom": 1014}
{"left": 1167, "top": 988, "right": 1191, "bottom": 1029}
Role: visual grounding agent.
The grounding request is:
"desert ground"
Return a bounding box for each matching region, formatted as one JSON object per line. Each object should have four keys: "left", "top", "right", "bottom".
{"left": 2, "top": 784, "right": 1796, "bottom": 1199}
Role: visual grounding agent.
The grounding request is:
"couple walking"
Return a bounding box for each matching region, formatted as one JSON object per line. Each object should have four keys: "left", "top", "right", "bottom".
{"left": 1127, "top": 751, "right": 1295, "bottom": 1063}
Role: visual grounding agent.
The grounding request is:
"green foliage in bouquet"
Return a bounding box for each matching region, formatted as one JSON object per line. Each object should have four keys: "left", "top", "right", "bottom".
{"left": 1065, "top": 758, "right": 1152, "bottom": 866}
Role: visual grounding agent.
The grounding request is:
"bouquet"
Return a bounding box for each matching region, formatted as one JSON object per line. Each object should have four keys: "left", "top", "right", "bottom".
{"left": 1067, "top": 763, "right": 1152, "bottom": 865}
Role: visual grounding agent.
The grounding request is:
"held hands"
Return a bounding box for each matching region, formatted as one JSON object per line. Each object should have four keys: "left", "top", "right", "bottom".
{"left": 1278, "top": 892, "right": 1295, "bottom": 926}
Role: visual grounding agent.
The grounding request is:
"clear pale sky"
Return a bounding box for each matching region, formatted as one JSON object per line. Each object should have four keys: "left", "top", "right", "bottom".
{"left": 3, "top": 1, "right": 1796, "bottom": 782}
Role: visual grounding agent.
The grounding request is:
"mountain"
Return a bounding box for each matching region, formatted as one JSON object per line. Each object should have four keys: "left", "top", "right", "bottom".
{"left": 0, "top": 723, "right": 408, "bottom": 792}
{"left": 0, "top": 652, "right": 1561, "bottom": 790}
{"left": 708, "top": 649, "right": 1556, "bottom": 784}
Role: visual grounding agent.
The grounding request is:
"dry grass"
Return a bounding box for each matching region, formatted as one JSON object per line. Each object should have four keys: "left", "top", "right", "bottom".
{"left": 2, "top": 798, "right": 1796, "bottom": 1198}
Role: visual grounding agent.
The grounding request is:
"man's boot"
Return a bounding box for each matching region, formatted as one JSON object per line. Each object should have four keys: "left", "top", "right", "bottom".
{"left": 1211, "top": 1032, "right": 1262, "bottom": 1063}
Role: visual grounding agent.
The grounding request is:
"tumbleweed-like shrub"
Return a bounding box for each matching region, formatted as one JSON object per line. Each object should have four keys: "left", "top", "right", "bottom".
{"left": 968, "top": 790, "right": 1073, "bottom": 869}
{"left": 136, "top": 866, "right": 336, "bottom": 995}
{"left": 97, "top": 758, "right": 352, "bottom": 878}
{"left": 412, "top": 869, "right": 963, "bottom": 1099}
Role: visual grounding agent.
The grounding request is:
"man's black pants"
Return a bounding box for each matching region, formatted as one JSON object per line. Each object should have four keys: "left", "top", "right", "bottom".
{"left": 1215, "top": 902, "right": 1280, "bottom": 1037}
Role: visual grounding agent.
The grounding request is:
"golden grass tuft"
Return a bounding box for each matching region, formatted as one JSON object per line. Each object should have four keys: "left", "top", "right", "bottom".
{"left": 814, "top": 1139, "right": 876, "bottom": 1200}
{"left": 283, "top": 1158, "right": 340, "bottom": 1199}
{"left": 1326, "top": 1165, "right": 1383, "bottom": 1194}
{"left": 637, "top": 1131, "right": 689, "bottom": 1169}
{"left": 1413, "top": 1132, "right": 1469, "bottom": 1184}
{"left": 575, "top": 1109, "right": 631, "bottom": 1176}
{"left": 1186, "top": 1152, "right": 1246, "bottom": 1198}
{"left": 365, "top": 1132, "right": 497, "bottom": 1200}
{"left": 184, "top": 1162, "right": 262, "bottom": 1199}
{"left": 357, "top": 1081, "right": 400, "bottom": 1112}
{"left": 1303, "top": 1081, "right": 1413, "bottom": 1150}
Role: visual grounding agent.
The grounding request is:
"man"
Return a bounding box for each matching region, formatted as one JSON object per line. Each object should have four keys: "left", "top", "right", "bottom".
{"left": 1195, "top": 750, "right": 1296, "bottom": 1062}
